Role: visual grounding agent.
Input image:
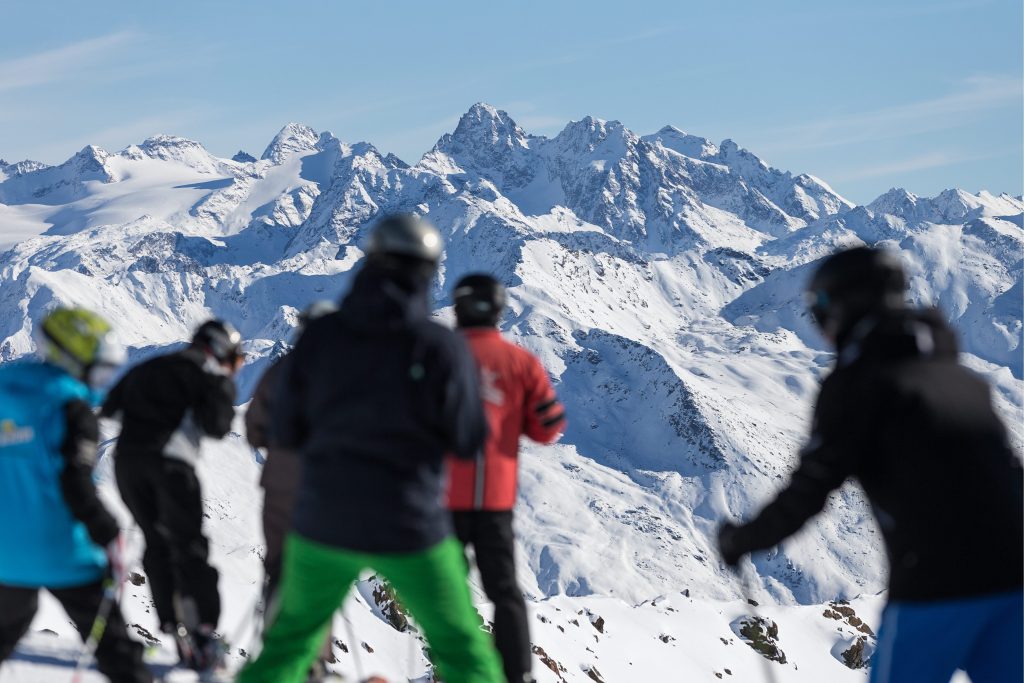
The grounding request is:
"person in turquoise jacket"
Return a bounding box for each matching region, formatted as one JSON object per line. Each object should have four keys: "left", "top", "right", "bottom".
{"left": 0, "top": 308, "right": 152, "bottom": 683}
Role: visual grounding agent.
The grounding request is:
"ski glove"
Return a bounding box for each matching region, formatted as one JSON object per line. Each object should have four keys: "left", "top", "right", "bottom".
{"left": 717, "top": 522, "right": 746, "bottom": 567}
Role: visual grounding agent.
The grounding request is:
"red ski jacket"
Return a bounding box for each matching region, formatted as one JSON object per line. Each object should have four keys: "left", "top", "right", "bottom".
{"left": 445, "top": 328, "right": 566, "bottom": 511}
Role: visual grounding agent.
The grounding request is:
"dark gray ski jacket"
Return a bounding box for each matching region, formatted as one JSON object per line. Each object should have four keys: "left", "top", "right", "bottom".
{"left": 273, "top": 263, "right": 486, "bottom": 553}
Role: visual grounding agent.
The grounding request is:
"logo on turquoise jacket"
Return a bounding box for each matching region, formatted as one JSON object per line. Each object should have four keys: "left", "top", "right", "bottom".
{"left": 0, "top": 361, "right": 108, "bottom": 588}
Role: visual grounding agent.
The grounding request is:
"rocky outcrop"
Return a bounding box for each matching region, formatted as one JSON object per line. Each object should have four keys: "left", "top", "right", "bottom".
{"left": 823, "top": 600, "right": 875, "bottom": 636}
{"left": 369, "top": 575, "right": 411, "bottom": 632}
{"left": 735, "top": 616, "right": 787, "bottom": 664}
{"left": 841, "top": 636, "right": 871, "bottom": 669}
{"left": 531, "top": 645, "right": 568, "bottom": 682}
{"left": 824, "top": 599, "right": 877, "bottom": 669}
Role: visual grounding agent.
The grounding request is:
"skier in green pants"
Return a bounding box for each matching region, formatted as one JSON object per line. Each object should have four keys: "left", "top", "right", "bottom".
{"left": 238, "top": 214, "right": 504, "bottom": 683}
{"left": 246, "top": 535, "right": 500, "bottom": 683}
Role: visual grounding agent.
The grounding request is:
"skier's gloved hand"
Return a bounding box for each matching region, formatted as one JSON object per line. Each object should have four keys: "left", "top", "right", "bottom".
{"left": 717, "top": 522, "right": 746, "bottom": 568}
{"left": 105, "top": 533, "right": 127, "bottom": 584}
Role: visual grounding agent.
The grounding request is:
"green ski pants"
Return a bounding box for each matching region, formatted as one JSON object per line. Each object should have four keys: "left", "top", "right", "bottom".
{"left": 238, "top": 533, "right": 506, "bottom": 683}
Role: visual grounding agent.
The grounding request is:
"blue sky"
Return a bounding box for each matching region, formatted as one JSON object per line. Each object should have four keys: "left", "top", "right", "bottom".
{"left": 0, "top": 0, "right": 1020, "bottom": 204}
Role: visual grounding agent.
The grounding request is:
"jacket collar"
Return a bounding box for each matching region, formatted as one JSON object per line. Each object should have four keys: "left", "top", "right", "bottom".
{"left": 338, "top": 262, "right": 432, "bottom": 331}
{"left": 837, "top": 308, "right": 958, "bottom": 368}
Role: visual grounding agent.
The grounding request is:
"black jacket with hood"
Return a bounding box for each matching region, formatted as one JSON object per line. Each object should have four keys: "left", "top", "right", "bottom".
{"left": 728, "top": 308, "right": 1023, "bottom": 602}
{"left": 273, "top": 263, "right": 487, "bottom": 553}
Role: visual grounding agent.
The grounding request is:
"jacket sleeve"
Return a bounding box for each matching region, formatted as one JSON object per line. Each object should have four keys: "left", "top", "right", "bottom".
{"left": 245, "top": 362, "right": 277, "bottom": 449}
{"left": 59, "top": 399, "right": 119, "bottom": 547}
{"left": 522, "top": 355, "right": 565, "bottom": 444}
{"left": 195, "top": 369, "right": 236, "bottom": 439}
{"left": 440, "top": 334, "right": 487, "bottom": 460}
{"left": 727, "top": 375, "right": 862, "bottom": 555}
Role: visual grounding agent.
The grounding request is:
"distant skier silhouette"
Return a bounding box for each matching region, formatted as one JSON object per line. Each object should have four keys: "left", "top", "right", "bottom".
{"left": 0, "top": 308, "right": 151, "bottom": 683}
{"left": 238, "top": 214, "right": 505, "bottom": 683}
{"left": 717, "top": 246, "right": 1023, "bottom": 683}
{"left": 445, "top": 273, "right": 566, "bottom": 683}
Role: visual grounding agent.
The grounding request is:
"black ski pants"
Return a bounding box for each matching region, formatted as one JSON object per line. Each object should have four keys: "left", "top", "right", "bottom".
{"left": 0, "top": 580, "right": 153, "bottom": 683}
{"left": 115, "top": 455, "right": 220, "bottom": 629}
{"left": 452, "top": 510, "right": 531, "bottom": 683}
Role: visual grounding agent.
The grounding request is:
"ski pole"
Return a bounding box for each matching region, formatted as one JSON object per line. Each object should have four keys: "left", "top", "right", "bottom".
{"left": 70, "top": 577, "right": 119, "bottom": 683}
{"left": 731, "top": 564, "right": 779, "bottom": 683}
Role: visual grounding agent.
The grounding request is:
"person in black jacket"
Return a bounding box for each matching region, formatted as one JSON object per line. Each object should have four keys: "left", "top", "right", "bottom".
{"left": 238, "top": 214, "right": 504, "bottom": 683}
{"left": 102, "top": 320, "right": 241, "bottom": 675}
{"left": 245, "top": 300, "right": 337, "bottom": 682}
{"left": 717, "top": 246, "right": 1023, "bottom": 683}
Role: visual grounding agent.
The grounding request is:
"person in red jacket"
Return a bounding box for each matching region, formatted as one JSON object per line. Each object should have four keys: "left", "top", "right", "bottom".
{"left": 445, "top": 273, "right": 566, "bottom": 683}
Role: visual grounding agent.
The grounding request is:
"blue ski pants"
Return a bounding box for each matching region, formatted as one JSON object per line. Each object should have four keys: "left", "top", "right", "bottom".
{"left": 870, "top": 589, "right": 1023, "bottom": 683}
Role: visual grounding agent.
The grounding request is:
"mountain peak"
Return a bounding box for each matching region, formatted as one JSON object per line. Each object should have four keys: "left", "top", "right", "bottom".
{"left": 1, "top": 159, "right": 50, "bottom": 177}
{"left": 232, "top": 150, "right": 257, "bottom": 164}
{"left": 465, "top": 101, "right": 502, "bottom": 119}
{"left": 718, "top": 138, "right": 767, "bottom": 167}
{"left": 716, "top": 139, "right": 778, "bottom": 178}
{"left": 262, "top": 123, "right": 319, "bottom": 164}
{"left": 866, "top": 187, "right": 984, "bottom": 224}
{"left": 445, "top": 103, "right": 528, "bottom": 151}
{"left": 868, "top": 187, "right": 918, "bottom": 215}
{"left": 138, "top": 135, "right": 208, "bottom": 157}
{"left": 70, "top": 146, "right": 112, "bottom": 175}
{"left": 77, "top": 144, "right": 109, "bottom": 159}
{"left": 141, "top": 134, "right": 197, "bottom": 146}
{"left": 936, "top": 187, "right": 974, "bottom": 203}
{"left": 642, "top": 126, "right": 719, "bottom": 160}
{"left": 556, "top": 115, "right": 635, "bottom": 155}
{"left": 129, "top": 135, "right": 227, "bottom": 174}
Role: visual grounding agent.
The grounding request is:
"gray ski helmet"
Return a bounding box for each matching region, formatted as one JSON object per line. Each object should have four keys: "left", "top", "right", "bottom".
{"left": 804, "top": 246, "right": 906, "bottom": 336}
{"left": 364, "top": 214, "right": 443, "bottom": 263}
{"left": 192, "top": 319, "right": 243, "bottom": 363}
{"left": 453, "top": 273, "right": 506, "bottom": 327}
{"left": 298, "top": 299, "right": 339, "bottom": 328}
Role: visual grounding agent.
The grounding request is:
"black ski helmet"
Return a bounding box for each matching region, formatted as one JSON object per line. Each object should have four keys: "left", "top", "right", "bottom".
{"left": 365, "top": 214, "right": 443, "bottom": 264}
{"left": 453, "top": 274, "right": 506, "bottom": 328}
{"left": 192, "top": 319, "right": 243, "bottom": 363}
{"left": 805, "top": 246, "right": 907, "bottom": 339}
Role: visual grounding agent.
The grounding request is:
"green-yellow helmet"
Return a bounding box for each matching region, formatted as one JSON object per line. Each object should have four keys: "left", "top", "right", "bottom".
{"left": 35, "top": 307, "right": 126, "bottom": 383}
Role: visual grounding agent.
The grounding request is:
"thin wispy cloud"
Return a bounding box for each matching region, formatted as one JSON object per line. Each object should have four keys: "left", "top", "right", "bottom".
{"left": 0, "top": 31, "right": 139, "bottom": 93}
{"left": 601, "top": 25, "right": 679, "bottom": 48}
{"left": 834, "top": 152, "right": 960, "bottom": 182}
{"left": 496, "top": 25, "right": 680, "bottom": 78}
{"left": 762, "top": 75, "right": 1022, "bottom": 154}
{"left": 835, "top": 148, "right": 1013, "bottom": 183}
{"left": 766, "top": 0, "right": 998, "bottom": 30}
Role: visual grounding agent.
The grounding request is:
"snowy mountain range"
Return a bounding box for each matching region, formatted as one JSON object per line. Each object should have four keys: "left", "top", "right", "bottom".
{"left": 0, "top": 103, "right": 1020, "bottom": 682}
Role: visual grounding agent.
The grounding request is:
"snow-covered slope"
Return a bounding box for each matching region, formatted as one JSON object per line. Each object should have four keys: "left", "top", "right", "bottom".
{"left": 0, "top": 104, "right": 1019, "bottom": 681}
